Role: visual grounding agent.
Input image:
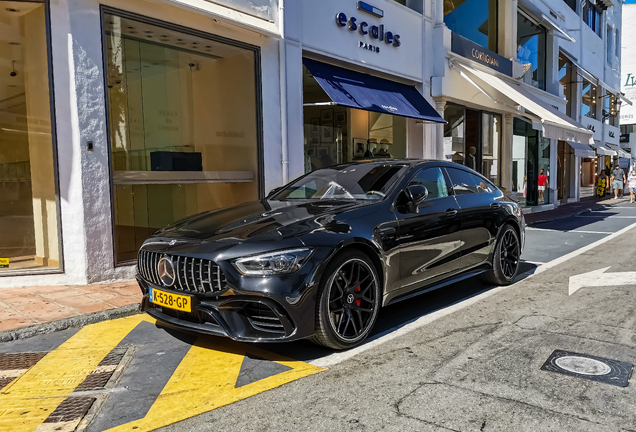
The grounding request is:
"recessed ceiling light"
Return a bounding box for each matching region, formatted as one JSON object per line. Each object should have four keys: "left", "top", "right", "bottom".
{"left": 5, "top": 8, "right": 19, "bottom": 13}
{"left": 127, "top": 26, "right": 134, "bottom": 29}
{"left": 145, "top": 30, "right": 152, "bottom": 33}
{"left": 8, "top": 42, "right": 20, "bottom": 46}
{"left": 192, "top": 42, "right": 198, "bottom": 45}
{"left": 130, "top": 31, "right": 137, "bottom": 34}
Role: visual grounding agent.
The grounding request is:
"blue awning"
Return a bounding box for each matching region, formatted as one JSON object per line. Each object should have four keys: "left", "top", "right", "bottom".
{"left": 303, "top": 58, "right": 446, "bottom": 123}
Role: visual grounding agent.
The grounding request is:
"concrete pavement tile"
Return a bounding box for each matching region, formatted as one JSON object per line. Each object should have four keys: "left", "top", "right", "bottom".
{"left": 30, "top": 285, "right": 73, "bottom": 294}
{"left": 113, "top": 285, "right": 141, "bottom": 296}
{"left": 2, "top": 294, "right": 49, "bottom": 309}
{"left": 71, "top": 302, "right": 115, "bottom": 315}
{"left": 104, "top": 296, "right": 140, "bottom": 308}
{"left": 38, "top": 288, "right": 85, "bottom": 300}
{"left": 0, "top": 317, "right": 39, "bottom": 332}
{"left": 0, "top": 289, "right": 31, "bottom": 299}
{"left": 19, "top": 302, "right": 76, "bottom": 322}
{"left": 49, "top": 294, "right": 104, "bottom": 310}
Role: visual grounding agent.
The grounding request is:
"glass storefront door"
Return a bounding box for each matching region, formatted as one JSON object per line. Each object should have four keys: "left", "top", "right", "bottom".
{"left": 0, "top": 1, "right": 61, "bottom": 273}
{"left": 301, "top": 64, "right": 406, "bottom": 172}
{"left": 443, "top": 104, "right": 501, "bottom": 186}
{"left": 513, "top": 118, "right": 550, "bottom": 206}
{"left": 104, "top": 11, "right": 261, "bottom": 264}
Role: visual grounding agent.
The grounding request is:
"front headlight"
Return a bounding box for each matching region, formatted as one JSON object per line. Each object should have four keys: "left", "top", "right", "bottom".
{"left": 233, "top": 248, "right": 314, "bottom": 276}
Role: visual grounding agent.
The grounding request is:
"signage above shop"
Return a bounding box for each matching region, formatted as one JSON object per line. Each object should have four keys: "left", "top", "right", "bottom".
{"left": 451, "top": 33, "right": 512, "bottom": 76}
{"left": 335, "top": 4, "right": 401, "bottom": 54}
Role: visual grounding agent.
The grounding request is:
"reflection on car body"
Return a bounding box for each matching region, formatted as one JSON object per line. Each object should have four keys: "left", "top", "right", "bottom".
{"left": 136, "top": 159, "right": 525, "bottom": 350}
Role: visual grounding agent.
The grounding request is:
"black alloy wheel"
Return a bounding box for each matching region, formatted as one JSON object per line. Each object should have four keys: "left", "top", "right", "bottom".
{"left": 481, "top": 224, "right": 520, "bottom": 286}
{"left": 313, "top": 250, "right": 381, "bottom": 349}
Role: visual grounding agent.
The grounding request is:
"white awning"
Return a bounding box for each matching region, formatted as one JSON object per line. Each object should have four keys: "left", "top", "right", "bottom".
{"left": 592, "top": 141, "right": 617, "bottom": 156}
{"left": 540, "top": 14, "right": 576, "bottom": 43}
{"left": 567, "top": 141, "right": 596, "bottom": 158}
{"left": 607, "top": 143, "right": 631, "bottom": 158}
{"left": 454, "top": 62, "right": 593, "bottom": 144}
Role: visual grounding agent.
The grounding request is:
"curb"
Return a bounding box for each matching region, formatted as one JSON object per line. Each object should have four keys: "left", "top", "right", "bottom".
{"left": 0, "top": 304, "right": 141, "bottom": 343}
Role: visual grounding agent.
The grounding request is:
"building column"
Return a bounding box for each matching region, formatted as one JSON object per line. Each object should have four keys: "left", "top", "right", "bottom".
{"left": 549, "top": 138, "right": 558, "bottom": 206}
{"left": 433, "top": 98, "right": 446, "bottom": 160}
{"left": 501, "top": 114, "right": 514, "bottom": 192}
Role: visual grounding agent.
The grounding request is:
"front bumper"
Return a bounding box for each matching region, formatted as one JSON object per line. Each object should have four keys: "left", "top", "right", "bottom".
{"left": 135, "top": 247, "right": 334, "bottom": 342}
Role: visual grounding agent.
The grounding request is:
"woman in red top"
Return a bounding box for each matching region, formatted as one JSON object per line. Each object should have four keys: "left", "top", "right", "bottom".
{"left": 538, "top": 169, "right": 549, "bottom": 204}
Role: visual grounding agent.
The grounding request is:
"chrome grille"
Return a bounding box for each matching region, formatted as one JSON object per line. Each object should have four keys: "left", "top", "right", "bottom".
{"left": 137, "top": 250, "right": 227, "bottom": 294}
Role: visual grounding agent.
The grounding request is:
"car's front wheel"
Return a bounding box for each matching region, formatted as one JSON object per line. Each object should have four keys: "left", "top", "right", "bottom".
{"left": 481, "top": 224, "right": 521, "bottom": 286}
{"left": 313, "top": 250, "right": 381, "bottom": 350}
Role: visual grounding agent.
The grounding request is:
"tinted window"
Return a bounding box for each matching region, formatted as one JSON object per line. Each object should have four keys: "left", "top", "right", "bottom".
{"left": 472, "top": 174, "right": 494, "bottom": 193}
{"left": 409, "top": 168, "right": 449, "bottom": 200}
{"left": 446, "top": 168, "right": 478, "bottom": 195}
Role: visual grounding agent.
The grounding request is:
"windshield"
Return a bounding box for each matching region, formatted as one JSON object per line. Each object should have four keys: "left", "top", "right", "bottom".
{"left": 272, "top": 164, "right": 407, "bottom": 201}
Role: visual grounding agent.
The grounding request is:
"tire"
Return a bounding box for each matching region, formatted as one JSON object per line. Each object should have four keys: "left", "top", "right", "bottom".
{"left": 312, "top": 250, "right": 381, "bottom": 350}
{"left": 481, "top": 224, "right": 521, "bottom": 286}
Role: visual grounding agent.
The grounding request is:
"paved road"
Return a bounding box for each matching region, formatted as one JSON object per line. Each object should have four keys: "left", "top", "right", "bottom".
{"left": 2, "top": 204, "right": 636, "bottom": 431}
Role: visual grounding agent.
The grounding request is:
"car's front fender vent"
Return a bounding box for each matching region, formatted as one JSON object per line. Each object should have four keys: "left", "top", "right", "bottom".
{"left": 243, "top": 303, "right": 286, "bottom": 335}
{"left": 137, "top": 250, "right": 227, "bottom": 294}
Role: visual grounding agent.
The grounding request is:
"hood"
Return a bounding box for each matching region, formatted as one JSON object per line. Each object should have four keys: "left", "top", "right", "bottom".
{"left": 154, "top": 199, "right": 375, "bottom": 243}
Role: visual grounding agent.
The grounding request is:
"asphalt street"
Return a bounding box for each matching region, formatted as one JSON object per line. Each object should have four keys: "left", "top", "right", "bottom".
{"left": 2, "top": 204, "right": 636, "bottom": 431}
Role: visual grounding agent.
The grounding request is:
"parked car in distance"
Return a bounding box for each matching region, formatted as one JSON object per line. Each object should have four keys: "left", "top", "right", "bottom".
{"left": 136, "top": 160, "right": 525, "bottom": 350}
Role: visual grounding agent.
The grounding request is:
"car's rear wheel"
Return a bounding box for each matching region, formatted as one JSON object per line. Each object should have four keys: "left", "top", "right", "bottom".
{"left": 481, "top": 224, "right": 521, "bottom": 286}
{"left": 313, "top": 250, "right": 381, "bottom": 350}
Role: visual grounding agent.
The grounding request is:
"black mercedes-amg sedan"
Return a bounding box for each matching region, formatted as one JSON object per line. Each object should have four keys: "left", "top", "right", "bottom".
{"left": 136, "top": 160, "right": 524, "bottom": 349}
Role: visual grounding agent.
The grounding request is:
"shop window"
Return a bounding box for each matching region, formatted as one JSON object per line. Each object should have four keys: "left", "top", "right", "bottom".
{"left": 606, "top": 25, "right": 613, "bottom": 64}
{"left": 517, "top": 11, "right": 546, "bottom": 90}
{"left": 443, "top": 104, "right": 501, "bottom": 187}
{"left": 604, "top": 92, "right": 618, "bottom": 126}
{"left": 512, "top": 119, "right": 550, "bottom": 207}
{"left": 302, "top": 65, "right": 406, "bottom": 172}
{"left": 583, "top": 0, "right": 602, "bottom": 37}
{"left": 563, "top": 0, "right": 576, "bottom": 12}
{"left": 444, "top": 0, "right": 498, "bottom": 53}
{"left": 0, "top": 1, "right": 61, "bottom": 274}
{"left": 104, "top": 11, "right": 260, "bottom": 264}
{"left": 558, "top": 54, "right": 574, "bottom": 118}
{"left": 581, "top": 78, "right": 597, "bottom": 119}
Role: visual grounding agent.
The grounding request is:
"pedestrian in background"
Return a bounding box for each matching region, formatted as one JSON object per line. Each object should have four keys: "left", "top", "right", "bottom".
{"left": 628, "top": 168, "right": 636, "bottom": 203}
{"left": 538, "top": 169, "right": 548, "bottom": 204}
{"left": 597, "top": 170, "right": 608, "bottom": 199}
{"left": 611, "top": 165, "right": 626, "bottom": 199}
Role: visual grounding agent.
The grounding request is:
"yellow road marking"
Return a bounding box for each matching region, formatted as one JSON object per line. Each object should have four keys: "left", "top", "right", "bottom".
{"left": 105, "top": 337, "right": 323, "bottom": 432}
{"left": 0, "top": 315, "right": 151, "bottom": 432}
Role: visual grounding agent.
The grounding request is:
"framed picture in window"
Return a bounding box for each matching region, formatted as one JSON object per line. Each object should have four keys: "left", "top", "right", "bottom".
{"left": 321, "top": 108, "right": 334, "bottom": 122}
{"left": 310, "top": 118, "right": 320, "bottom": 135}
{"left": 352, "top": 137, "right": 367, "bottom": 157}
{"left": 321, "top": 123, "right": 334, "bottom": 143}
{"left": 336, "top": 111, "right": 346, "bottom": 124}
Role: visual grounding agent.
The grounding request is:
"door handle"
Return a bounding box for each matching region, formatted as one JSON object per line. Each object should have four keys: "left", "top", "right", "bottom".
{"left": 376, "top": 227, "right": 396, "bottom": 235}
{"left": 445, "top": 209, "right": 458, "bottom": 217}
{"left": 491, "top": 203, "right": 501, "bottom": 209}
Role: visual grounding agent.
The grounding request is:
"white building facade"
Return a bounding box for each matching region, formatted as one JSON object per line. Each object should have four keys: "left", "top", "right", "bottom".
{"left": 620, "top": 3, "right": 636, "bottom": 165}
{"left": 0, "top": 0, "right": 622, "bottom": 288}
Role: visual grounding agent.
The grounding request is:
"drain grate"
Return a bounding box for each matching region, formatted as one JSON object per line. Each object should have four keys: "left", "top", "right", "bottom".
{"left": 541, "top": 350, "right": 633, "bottom": 387}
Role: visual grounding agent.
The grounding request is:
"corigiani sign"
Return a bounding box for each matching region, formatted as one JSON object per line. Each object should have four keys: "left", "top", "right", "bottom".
{"left": 451, "top": 33, "right": 512, "bottom": 76}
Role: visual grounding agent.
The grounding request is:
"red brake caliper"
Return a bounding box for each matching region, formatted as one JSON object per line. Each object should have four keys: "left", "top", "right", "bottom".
{"left": 355, "top": 285, "right": 361, "bottom": 306}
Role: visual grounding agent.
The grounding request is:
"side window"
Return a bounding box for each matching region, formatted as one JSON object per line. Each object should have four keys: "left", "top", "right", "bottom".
{"left": 472, "top": 174, "right": 494, "bottom": 194}
{"left": 446, "top": 168, "right": 478, "bottom": 195}
{"left": 408, "top": 168, "right": 449, "bottom": 200}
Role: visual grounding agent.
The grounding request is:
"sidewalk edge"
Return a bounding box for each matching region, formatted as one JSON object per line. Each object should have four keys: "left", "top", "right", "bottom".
{"left": 0, "top": 304, "right": 141, "bottom": 343}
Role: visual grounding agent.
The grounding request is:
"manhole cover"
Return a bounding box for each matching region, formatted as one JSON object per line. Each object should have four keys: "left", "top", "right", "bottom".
{"left": 541, "top": 350, "right": 633, "bottom": 387}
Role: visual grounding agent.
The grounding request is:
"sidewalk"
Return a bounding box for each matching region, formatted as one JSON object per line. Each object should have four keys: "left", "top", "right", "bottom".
{"left": 523, "top": 195, "right": 630, "bottom": 225}
{"left": 0, "top": 281, "right": 141, "bottom": 337}
{"left": 0, "top": 195, "right": 632, "bottom": 340}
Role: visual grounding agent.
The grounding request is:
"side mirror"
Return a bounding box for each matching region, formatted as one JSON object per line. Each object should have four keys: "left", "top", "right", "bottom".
{"left": 404, "top": 185, "right": 428, "bottom": 214}
{"left": 267, "top": 186, "right": 283, "bottom": 198}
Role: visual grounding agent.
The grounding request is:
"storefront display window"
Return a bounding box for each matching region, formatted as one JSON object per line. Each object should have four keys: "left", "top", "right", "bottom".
{"left": 444, "top": 0, "right": 498, "bottom": 53}
{"left": 443, "top": 104, "right": 501, "bottom": 186}
{"left": 604, "top": 92, "right": 618, "bottom": 126}
{"left": 517, "top": 11, "right": 546, "bottom": 90}
{"left": 558, "top": 53, "right": 574, "bottom": 118}
{"left": 581, "top": 79, "right": 597, "bottom": 118}
{"left": 512, "top": 118, "right": 550, "bottom": 207}
{"left": 0, "top": 1, "right": 61, "bottom": 274}
{"left": 104, "top": 11, "right": 260, "bottom": 264}
{"left": 302, "top": 65, "right": 406, "bottom": 172}
{"left": 213, "top": 0, "right": 277, "bottom": 21}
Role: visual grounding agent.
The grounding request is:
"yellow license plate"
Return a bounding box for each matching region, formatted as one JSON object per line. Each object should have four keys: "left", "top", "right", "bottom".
{"left": 150, "top": 288, "right": 192, "bottom": 313}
